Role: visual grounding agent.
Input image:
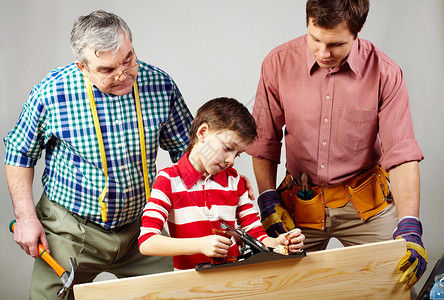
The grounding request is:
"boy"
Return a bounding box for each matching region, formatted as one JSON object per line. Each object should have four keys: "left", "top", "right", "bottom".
{"left": 138, "top": 97, "right": 305, "bottom": 270}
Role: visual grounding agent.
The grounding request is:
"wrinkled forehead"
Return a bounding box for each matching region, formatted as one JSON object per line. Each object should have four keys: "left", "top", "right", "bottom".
{"left": 83, "top": 34, "right": 134, "bottom": 65}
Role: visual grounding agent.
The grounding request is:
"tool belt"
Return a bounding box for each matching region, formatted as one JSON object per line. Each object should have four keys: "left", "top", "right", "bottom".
{"left": 278, "top": 166, "right": 393, "bottom": 230}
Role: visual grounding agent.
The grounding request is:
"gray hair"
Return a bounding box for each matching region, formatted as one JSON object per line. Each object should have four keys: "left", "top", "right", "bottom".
{"left": 70, "top": 10, "right": 133, "bottom": 62}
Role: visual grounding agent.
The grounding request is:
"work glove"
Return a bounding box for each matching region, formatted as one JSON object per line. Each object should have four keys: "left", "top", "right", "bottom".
{"left": 258, "top": 190, "right": 295, "bottom": 237}
{"left": 393, "top": 217, "right": 428, "bottom": 286}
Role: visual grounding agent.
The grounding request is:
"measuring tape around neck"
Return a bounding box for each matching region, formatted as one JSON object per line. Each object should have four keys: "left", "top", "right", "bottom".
{"left": 84, "top": 77, "right": 150, "bottom": 223}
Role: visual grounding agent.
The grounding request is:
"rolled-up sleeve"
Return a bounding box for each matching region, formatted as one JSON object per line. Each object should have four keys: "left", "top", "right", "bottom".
{"left": 246, "top": 60, "right": 285, "bottom": 164}
{"left": 378, "top": 66, "right": 423, "bottom": 171}
{"left": 4, "top": 89, "right": 48, "bottom": 168}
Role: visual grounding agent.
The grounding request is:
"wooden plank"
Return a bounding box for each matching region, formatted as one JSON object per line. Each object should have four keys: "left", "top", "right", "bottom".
{"left": 74, "top": 239, "right": 410, "bottom": 300}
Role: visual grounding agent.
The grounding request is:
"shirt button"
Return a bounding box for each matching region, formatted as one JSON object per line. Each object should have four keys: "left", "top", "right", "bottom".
{"left": 117, "top": 143, "right": 123, "bottom": 148}
{"left": 320, "top": 164, "right": 325, "bottom": 169}
{"left": 324, "top": 118, "right": 329, "bottom": 123}
{"left": 120, "top": 165, "right": 126, "bottom": 170}
{"left": 325, "top": 95, "right": 330, "bottom": 100}
{"left": 322, "top": 141, "right": 327, "bottom": 146}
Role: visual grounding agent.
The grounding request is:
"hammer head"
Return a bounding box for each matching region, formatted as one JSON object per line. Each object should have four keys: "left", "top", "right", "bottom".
{"left": 57, "top": 258, "right": 78, "bottom": 298}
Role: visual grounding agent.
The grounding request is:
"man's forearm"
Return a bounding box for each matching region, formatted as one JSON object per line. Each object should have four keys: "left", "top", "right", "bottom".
{"left": 252, "top": 157, "right": 278, "bottom": 194}
{"left": 5, "top": 164, "right": 50, "bottom": 257}
{"left": 388, "top": 161, "right": 420, "bottom": 220}
{"left": 5, "top": 165, "right": 36, "bottom": 220}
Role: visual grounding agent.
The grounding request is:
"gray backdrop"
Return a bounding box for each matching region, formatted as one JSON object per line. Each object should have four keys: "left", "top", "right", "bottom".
{"left": 1, "top": 0, "right": 443, "bottom": 299}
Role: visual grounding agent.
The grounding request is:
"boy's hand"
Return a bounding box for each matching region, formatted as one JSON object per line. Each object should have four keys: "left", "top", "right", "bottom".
{"left": 199, "top": 235, "right": 232, "bottom": 258}
{"left": 278, "top": 228, "right": 305, "bottom": 254}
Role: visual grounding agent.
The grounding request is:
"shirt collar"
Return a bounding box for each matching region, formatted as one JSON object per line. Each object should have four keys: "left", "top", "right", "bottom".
{"left": 305, "top": 35, "right": 318, "bottom": 74}
{"left": 178, "top": 153, "right": 229, "bottom": 189}
{"left": 307, "top": 35, "right": 362, "bottom": 77}
{"left": 344, "top": 37, "right": 362, "bottom": 77}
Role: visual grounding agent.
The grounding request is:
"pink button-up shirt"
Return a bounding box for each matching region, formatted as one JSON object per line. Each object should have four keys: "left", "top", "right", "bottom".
{"left": 246, "top": 35, "right": 423, "bottom": 186}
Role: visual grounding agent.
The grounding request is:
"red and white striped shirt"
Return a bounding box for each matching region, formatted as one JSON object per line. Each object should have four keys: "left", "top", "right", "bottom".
{"left": 139, "top": 153, "right": 267, "bottom": 270}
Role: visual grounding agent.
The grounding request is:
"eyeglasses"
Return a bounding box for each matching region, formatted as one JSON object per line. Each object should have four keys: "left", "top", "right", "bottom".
{"left": 83, "top": 55, "right": 140, "bottom": 85}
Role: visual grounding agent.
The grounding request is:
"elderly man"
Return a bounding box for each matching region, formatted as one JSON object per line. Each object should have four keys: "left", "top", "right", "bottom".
{"left": 4, "top": 10, "right": 192, "bottom": 299}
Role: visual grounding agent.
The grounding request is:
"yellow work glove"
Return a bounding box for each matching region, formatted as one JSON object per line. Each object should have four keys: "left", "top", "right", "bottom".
{"left": 393, "top": 217, "right": 428, "bottom": 287}
{"left": 258, "top": 190, "right": 295, "bottom": 237}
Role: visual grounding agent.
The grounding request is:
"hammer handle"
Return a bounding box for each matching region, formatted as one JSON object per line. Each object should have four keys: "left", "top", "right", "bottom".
{"left": 9, "top": 220, "right": 67, "bottom": 277}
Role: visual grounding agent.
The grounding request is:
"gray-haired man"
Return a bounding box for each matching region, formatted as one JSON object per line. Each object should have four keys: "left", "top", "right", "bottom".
{"left": 4, "top": 10, "right": 193, "bottom": 299}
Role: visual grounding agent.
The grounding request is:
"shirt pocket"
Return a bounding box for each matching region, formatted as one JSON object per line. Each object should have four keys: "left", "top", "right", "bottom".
{"left": 335, "top": 105, "right": 378, "bottom": 152}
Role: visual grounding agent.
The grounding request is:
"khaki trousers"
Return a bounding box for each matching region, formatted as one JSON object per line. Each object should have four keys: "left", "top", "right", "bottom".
{"left": 30, "top": 194, "right": 173, "bottom": 300}
{"left": 302, "top": 201, "right": 398, "bottom": 252}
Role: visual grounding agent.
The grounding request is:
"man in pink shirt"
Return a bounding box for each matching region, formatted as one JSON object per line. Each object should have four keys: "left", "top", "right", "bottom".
{"left": 246, "top": 0, "right": 427, "bottom": 288}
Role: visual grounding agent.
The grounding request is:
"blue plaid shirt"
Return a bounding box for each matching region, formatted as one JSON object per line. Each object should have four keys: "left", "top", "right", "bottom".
{"left": 4, "top": 62, "right": 193, "bottom": 228}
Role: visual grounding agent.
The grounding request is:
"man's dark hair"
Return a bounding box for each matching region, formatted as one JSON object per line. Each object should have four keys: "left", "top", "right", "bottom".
{"left": 306, "top": 0, "right": 369, "bottom": 38}
{"left": 185, "top": 97, "right": 257, "bottom": 152}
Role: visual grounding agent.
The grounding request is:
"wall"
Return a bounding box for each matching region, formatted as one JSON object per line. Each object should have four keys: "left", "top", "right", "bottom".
{"left": 0, "top": 0, "right": 442, "bottom": 298}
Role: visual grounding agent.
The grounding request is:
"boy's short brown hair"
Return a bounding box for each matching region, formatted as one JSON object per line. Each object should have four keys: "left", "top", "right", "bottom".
{"left": 185, "top": 97, "right": 257, "bottom": 152}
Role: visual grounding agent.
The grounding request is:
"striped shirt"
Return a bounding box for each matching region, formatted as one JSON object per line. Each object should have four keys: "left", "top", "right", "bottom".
{"left": 4, "top": 62, "right": 193, "bottom": 229}
{"left": 139, "top": 153, "right": 268, "bottom": 270}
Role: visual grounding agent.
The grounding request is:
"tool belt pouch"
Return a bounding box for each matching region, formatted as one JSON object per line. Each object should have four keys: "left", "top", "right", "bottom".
{"left": 277, "top": 166, "right": 392, "bottom": 230}
{"left": 278, "top": 173, "right": 325, "bottom": 230}
{"left": 346, "top": 166, "right": 392, "bottom": 221}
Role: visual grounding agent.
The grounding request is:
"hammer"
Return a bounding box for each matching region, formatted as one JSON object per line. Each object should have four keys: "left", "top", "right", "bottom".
{"left": 9, "top": 220, "right": 78, "bottom": 297}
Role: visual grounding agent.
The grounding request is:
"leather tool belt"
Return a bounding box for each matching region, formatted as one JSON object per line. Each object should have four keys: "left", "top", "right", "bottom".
{"left": 278, "top": 166, "right": 393, "bottom": 230}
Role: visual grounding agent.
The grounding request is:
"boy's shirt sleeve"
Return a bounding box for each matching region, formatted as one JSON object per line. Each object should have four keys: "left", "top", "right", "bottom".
{"left": 235, "top": 175, "right": 268, "bottom": 242}
{"left": 138, "top": 170, "right": 173, "bottom": 247}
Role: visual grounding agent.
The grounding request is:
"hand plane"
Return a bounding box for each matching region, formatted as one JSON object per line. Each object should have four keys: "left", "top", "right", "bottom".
{"left": 195, "top": 221, "right": 305, "bottom": 271}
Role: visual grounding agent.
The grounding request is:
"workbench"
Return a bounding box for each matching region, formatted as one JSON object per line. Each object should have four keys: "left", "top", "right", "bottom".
{"left": 74, "top": 239, "right": 409, "bottom": 299}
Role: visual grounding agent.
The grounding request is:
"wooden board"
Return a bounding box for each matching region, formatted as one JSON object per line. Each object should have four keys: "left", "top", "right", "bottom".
{"left": 74, "top": 239, "right": 410, "bottom": 300}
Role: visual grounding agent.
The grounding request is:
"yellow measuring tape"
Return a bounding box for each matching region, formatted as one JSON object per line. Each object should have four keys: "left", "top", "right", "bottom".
{"left": 85, "top": 77, "right": 150, "bottom": 222}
